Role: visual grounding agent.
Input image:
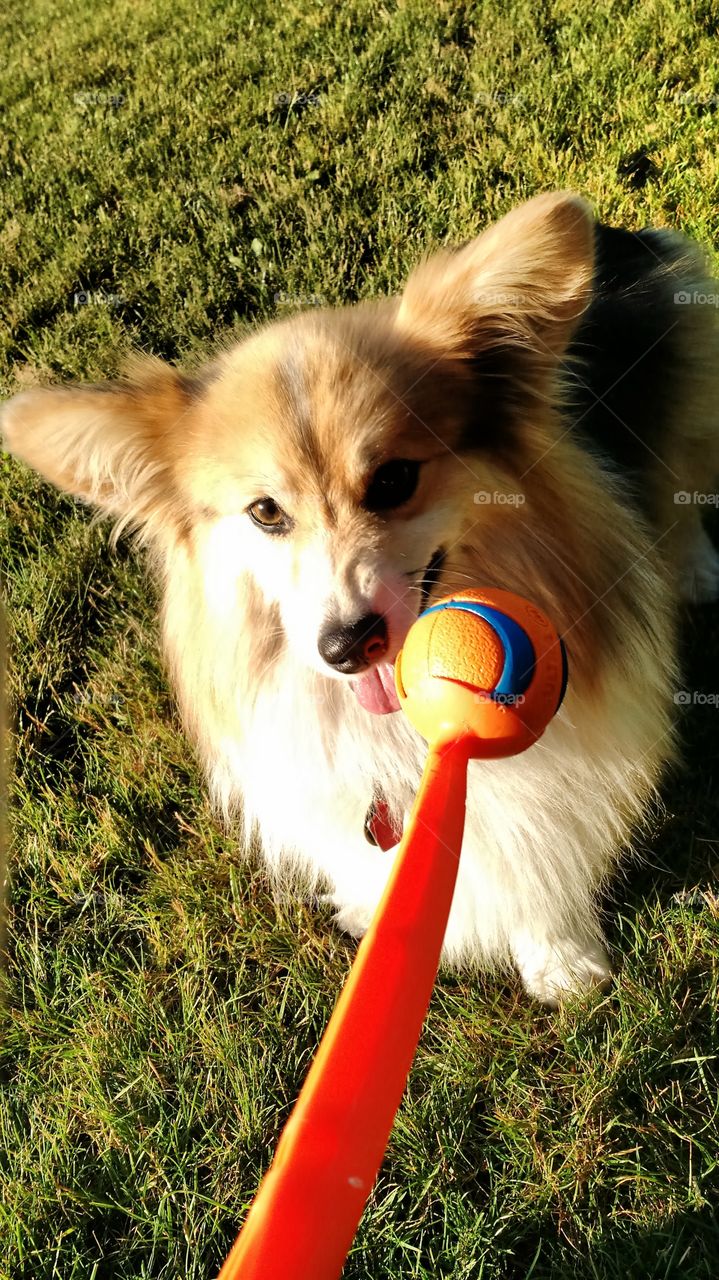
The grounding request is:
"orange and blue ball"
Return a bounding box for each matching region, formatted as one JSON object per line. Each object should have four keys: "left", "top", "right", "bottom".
{"left": 394, "top": 588, "right": 568, "bottom": 757}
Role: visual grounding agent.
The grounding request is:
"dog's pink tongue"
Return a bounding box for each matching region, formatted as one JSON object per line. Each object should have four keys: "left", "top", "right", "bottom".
{"left": 349, "top": 662, "right": 401, "bottom": 714}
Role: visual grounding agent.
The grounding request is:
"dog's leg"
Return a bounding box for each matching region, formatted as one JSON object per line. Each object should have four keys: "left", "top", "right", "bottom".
{"left": 510, "top": 928, "right": 612, "bottom": 1006}
{"left": 325, "top": 805, "right": 415, "bottom": 939}
{"left": 324, "top": 840, "right": 400, "bottom": 940}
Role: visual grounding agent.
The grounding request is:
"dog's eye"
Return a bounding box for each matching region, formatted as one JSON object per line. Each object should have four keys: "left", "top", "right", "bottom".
{"left": 248, "top": 497, "right": 291, "bottom": 532}
{"left": 363, "top": 459, "right": 421, "bottom": 512}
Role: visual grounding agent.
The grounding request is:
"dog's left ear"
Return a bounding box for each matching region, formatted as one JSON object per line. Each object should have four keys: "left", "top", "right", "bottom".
{"left": 396, "top": 191, "right": 595, "bottom": 365}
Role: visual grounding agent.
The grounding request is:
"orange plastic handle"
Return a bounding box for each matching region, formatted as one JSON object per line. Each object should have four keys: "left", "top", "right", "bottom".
{"left": 218, "top": 738, "right": 472, "bottom": 1279}
{"left": 217, "top": 587, "right": 566, "bottom": 1278}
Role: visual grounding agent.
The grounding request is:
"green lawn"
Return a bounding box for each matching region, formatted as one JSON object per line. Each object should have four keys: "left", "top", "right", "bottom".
{"left": 1, "top": 1, "right": 719, "bottom": 1276}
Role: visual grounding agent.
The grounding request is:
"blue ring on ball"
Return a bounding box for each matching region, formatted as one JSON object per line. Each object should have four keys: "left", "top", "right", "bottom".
{"left": 420, "top": 601, "right": 536, "bottom": 700}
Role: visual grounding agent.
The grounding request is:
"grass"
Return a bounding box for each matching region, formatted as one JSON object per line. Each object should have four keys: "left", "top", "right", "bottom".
{"left": 1, "top": 0, "right": 719, "bottom": 1275}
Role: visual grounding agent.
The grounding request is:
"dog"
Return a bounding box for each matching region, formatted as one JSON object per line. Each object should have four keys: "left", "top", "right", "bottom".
{"left": 3, "top": 191, "right": 719, "bottom": 1003}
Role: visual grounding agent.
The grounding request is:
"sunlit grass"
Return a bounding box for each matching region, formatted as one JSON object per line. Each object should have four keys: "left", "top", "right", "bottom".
{"left": 1, "top": 1, "right": 718, "bottom": 1275}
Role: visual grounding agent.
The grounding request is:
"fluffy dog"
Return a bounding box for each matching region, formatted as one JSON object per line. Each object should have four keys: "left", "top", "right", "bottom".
{"left": 4, "top": 191, "right": 719, "bottom": 1002}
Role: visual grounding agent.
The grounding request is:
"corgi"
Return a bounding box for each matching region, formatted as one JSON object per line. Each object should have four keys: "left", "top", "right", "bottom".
{"left": 3, "top": 191, "right": 719, "bottom": 1004}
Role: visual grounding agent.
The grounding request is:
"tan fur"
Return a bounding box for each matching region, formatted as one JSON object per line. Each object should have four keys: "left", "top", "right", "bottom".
{"left": 4, "top": 191, "right": 719, "bottom": 1003}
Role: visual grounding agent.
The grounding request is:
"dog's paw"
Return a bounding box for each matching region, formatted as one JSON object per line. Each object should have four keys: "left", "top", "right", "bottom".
{"left": 679, "top": 524, "right": 719, "bottom": 603}
{"left": 329, "top": 900, "right": 376, "bottom": 939}
{"left": 512, "top": 932, "right": 612, "bottom": 1007}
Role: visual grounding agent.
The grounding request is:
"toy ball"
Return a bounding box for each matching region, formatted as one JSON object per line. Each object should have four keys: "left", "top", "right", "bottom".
{"left": 394, "top": 588, "right": 567, "bottom": 757}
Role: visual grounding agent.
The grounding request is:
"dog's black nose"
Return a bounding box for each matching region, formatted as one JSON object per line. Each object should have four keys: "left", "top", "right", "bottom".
{"left": 318, "top": 613, "right": 388, "bottom": 674}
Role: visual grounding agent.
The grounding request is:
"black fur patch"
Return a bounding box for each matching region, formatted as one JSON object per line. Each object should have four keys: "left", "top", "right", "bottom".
{"left": 561, "top": 224, "right": 686, "bottom": 501}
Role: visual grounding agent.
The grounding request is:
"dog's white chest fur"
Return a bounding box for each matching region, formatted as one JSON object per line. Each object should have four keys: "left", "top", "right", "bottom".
{"left": 210, "top": 653, "right": 669, "bottom": 1002}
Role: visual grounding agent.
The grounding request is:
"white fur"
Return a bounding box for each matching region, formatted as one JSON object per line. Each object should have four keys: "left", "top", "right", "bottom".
{"left": 160, "top": 535, "right": 676, "bottom": 1003}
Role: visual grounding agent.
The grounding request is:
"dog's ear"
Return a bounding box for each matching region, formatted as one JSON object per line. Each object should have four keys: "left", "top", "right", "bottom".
{"left": 396, "top": 191, "right": 595, "bottom": 365}
{"left": 1, "top": 357, "right": 197, "bottom": 537}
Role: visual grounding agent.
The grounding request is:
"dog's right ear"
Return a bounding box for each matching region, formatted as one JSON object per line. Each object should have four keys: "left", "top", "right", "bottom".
{"left": 1, "top": 357, "right": 197, "bottom": 538}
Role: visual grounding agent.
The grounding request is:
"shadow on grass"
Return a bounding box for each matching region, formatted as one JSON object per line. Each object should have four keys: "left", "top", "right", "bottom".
{"left": 588, "top": 1203, "right": 719, "bottom": 1280}
{"left": 500, "top": 1201, "right": 719, "bottom": 1279}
